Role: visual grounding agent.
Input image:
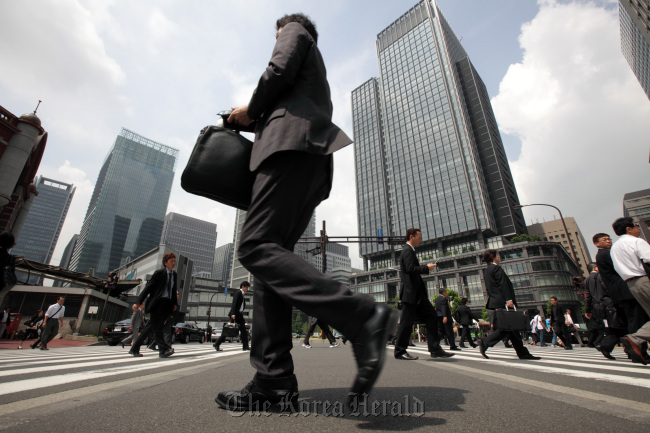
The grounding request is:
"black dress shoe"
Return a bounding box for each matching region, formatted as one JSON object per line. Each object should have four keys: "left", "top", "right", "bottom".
{"left": 564, "top": 345, "right": 573, "bottom": 350}
{"left": 449, "top": 347, "right": 462, "bottom": 351}
{"left": 395, "top": 353, "right": 418, "bottom": 360}
{"left": 597, "top": 346, "right": 616, "bottom": 360}
{"left": 458, "top": 344, "right": 467, "bottom": 348}
{"left": 431, "top": 349, "right": 454, "bottom": 358}
{"left": 478, "top": 340, "right": 489, "bottom": 359}
{"left": 159, "top": 349, "right": 174, "bottom": 358}
{"left": 504, "top": 343, "right": 512, "bottom": 348}
{"left": 348, "top": 304, "right": 398, "bottom": 407}
{"left": 128, "top": 350, "right": 143, "bottom": 357}
{"left": 215, "top": 375, "right": 299, "bottom": 412}
{"left": 121, "top": 342, "right": 125, "bottom": 349}
{"left": 214, "top": 344, "right": 223, "bottom": 352}
{"left": 621, "top": 336, "right": 647, "bottom": 365}
{"left": 519, "top": 354, "right": 541, "bottom": 360}
{"left": 242, "top": 347, "right": 250, "bottom": 351}
{"left": 470, "top": 344, "right": 478, "bottom": 348}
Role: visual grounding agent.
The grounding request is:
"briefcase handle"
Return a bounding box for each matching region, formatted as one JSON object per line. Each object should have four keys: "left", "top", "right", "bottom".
{"left": 505, "top": 305, "right": 517, "bottom": 311}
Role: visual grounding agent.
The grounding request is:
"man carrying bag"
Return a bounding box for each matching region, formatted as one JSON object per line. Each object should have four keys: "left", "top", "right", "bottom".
{"left": 477, "top": 250, "right": 540, "bottom": 360}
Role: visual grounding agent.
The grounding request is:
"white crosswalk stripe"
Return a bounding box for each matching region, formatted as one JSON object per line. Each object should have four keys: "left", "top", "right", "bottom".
{"left": 403, "top": 344, "right": 650, "bottom": 388}
{"left": 0, "top": 343, "right": 246, "bottom": 398}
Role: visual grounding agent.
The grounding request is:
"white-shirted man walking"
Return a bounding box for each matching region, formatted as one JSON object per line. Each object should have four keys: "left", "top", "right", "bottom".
{"left": 33, "top": 296, "right": 65, "bottom": 350}
{"left": 611, "top": 217, "right": 650, "bottom": 365}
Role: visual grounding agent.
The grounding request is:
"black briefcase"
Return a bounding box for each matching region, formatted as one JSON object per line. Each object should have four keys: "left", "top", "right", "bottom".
{"left": 222, "top": 322, "right": 240, "bottom": 338}
{"left": 495, "top": 308, "right": 528, "bottom": 332}
{"left": 181, "top": 125, "right": 254, "bottom": 210}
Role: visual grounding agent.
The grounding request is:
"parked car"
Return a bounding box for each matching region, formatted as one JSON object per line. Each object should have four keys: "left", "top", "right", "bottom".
{"left": 103, "top": 318, "right": 150, "bottom": 346}
{"left": 172, "top": 323, "right": 205, "bottom": 344}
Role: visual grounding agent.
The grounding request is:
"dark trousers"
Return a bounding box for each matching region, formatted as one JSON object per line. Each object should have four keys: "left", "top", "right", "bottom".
{"left": 459, "top": 326, "right": 475, "bottom": 346}
{"left": 238, "top": 151, "right": 374, "bottom": 379}
{"left": 437, "top": 316, "right": 456, "bottom": 348}
{"left": 552, "top": 321, "right": 573, "bottom": 348}
{"left": 620, "top": 298, "right": 649, "bottom": 335}
{"left": 39, "top": 320, "right": 59, "bottom": 349}
{"left": 132, "top": 305, "right": 172, "bottom": 354}
{"left": 303, "top": 319, "right": 335, "bottom": 344}
{"left": 395, "top": 300, "right": 442, "bottom": 356}
{"left": 483, "top": 309, "right": 528, "bottom": 357}
{"left": 215, "top": 316, "right": 249, "bottom": 349}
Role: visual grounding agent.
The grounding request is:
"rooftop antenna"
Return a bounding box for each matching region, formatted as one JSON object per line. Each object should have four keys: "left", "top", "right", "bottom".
{"left": 33, "top": 100, "right": 42, "bottom": 115}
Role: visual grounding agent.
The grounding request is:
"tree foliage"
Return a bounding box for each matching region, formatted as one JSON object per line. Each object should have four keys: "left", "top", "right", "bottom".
{"left": 432, "top": 289, "right": 462, "bottom": 313}
{"left": 510, "top": 234, "right": 544, "bottom": 243}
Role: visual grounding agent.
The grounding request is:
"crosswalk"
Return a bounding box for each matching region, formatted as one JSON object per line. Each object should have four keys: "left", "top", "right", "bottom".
{"left": 0, "top": 342, "right": 245, "bottom": 401}
{"left": 405, "top": 343, "right": 650, "bottom": 388}
{"left": 1, "top": 341, "right": 649, "bottom": 419}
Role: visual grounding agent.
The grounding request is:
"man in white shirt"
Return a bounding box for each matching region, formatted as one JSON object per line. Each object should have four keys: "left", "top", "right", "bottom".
{"left": 32, "top": 296, "right": 65, "bottom": 350}
{"left": 611, "top": 217, "right": 650, "bottom": 365}
{"left": 530, "top": 311, "right": 548, "bottom": 347}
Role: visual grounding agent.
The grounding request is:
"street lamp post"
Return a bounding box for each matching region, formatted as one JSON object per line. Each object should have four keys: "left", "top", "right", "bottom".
{"left": 514, "top": 203, "right": 581, "bottom": 275}
{"left": 206, "top": 290, "right": 220, "bottom": 329}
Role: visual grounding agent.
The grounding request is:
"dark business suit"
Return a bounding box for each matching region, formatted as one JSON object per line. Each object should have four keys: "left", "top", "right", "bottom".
{"left": 482, "top": 263, "right": 528, "bottom": 356}
{"left": 394, "top": 244, "right": 442, "bottom": 357}
{"left": 456, "top": 304, "right": 477, "bottom": 347}
{"left": 435, "top": 295, "right": 457, "bottom": 349}
{"left": 237, "top": 22, "right": 374, "bottom": 379}
{"left": 214, "top": 289, "right": 249, "bottom": 350}
{"left": 584, "top": 271, "right": 618, "bottom": 352}
{"left": 550, "top": 303, "right": 572, "bottom": 348}
{"left": 131, "top": 267, "right": 178, "bottom": 355}
{"left": 596, "top": 248, "right": 649, "bottom": 334}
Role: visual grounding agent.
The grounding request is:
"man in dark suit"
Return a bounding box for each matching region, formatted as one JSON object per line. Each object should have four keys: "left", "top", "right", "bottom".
{"left": 435, "top": 288, "right": 460, "bottom": 350}
{"left": 214, "top": 281, "right": 250, "bottom": 351}
{"left": 129, "top": 252, "right": 178, "bottom": 358}
{"left": 549, "top": 296, "right": 573, "bottom": 349}
{"left": 219, "top": 14, "right": 396, "bottom": 412}
{"left": 394, "top": 228, "right": 453, "bottom": 361}
{"left": 456, "top": 298, "right": 478, "bottom": 348}
{"left": 478, "top": 250, "right": 539, "bottom": 360}
{"left": 594, "top": 233, "right": 649, "bottom": 335}
{"left": 584, "top": 262, "right": 617, "bottom": 359}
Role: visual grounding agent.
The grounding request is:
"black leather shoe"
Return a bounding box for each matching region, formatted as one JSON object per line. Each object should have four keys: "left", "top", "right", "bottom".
{"left": 128, "top": 350, "right": 143, "bottom": 357}
{"left": 470, "top": 344, "right": 478, "bottom": 348}
{"left": 159, "top": 349, "right": 174, "bottom": 358}
{"left": 596, "top": 346, "right": 616, "bottom": 360}
{"left": 459, "top": 344, "right": 467, "bottom": 348}
{"left": 40, "top": 347, "right": 49, "bottom": 350}
{"left": 478, "top": 340, "right": 489, "bottom": 359}
{"left": 348, "top": 303, "right": 398, "bottom": 407}
{"left": 449, "top": 347, "right": 462, "bottom": 351}
{"left": 504, "top": 342, "right": 512, "bottom": 348}
{"left": 519, "top": 354, "right": 541, "bottom": 360}
{"left": 395, "top": 353, "right": 418, "bottom": 360}
{"left": 121, "top": 342, "right": 125, "bottom": 349}
{"left": 564, "top": 345, "right": 573, "bottom": 350}
{"left": 215, "top": 375, "right": 299, "bottom": 412}
{"left": 242, "top": 347, "right": 250, "bottom": 351}
{"left": 431, "top": 349, "right": 454, "bottom": 358}
{"left": 214, "top": 344, "right": 223, "bottom": 352}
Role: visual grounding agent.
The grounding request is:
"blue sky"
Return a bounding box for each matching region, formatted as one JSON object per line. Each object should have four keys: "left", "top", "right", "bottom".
{"left": 1, "top": 0, "right": 648, "bottom": 271}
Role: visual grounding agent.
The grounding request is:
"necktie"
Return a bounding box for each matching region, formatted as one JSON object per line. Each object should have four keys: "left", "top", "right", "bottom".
{"left": 166, "top": 272, "right": 172, "bottom": 298}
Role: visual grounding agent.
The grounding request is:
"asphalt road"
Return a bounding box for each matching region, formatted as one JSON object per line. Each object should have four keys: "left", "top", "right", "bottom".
{"left": 1, "top": 339, "right": 649, "bottom": 432}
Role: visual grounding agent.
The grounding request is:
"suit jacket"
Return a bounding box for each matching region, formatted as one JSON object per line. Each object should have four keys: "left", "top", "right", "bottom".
{"left": 584, "top": 271, "right": 611, "bottom": 314}
{"left": 399, "top": 244, "right": 430, "bottom": 305}
{"left": 456, "top": 304, "right": 475, "bottom": 326}
{"left": 484, "top": 263, "right": 516, "bottom": 309}
{"left": 550, "top": 304, "right": 565, "bottom": 325}
{"left": 434, "top": 295, "right": 451, "bottom": 319}
{"left": 246, "top": 22, "right": 351, "bottom": 172}
{"left": 228, "top": 289, "right": 246, "bottom": 321}
{"left": 595, "top": 248, "right": 633, "bottom": 302}
{"left": 137, "top": 268, "right": 178, "bottom": 314}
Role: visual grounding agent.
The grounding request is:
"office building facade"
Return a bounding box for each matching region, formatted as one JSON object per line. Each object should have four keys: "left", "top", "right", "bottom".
{"left": 623, "top": 187, "right": 650, "bottom": 241}
{"left": 526, "top": 217, "right": 592, "bottom": 276}
{"left": 69, "top": 128, "right": 178, "bottom": 278}
{"left": 161, "top": 212, "right": 217, "bottom": 276}
{"left": 619, "top": 0, "right": 650, "bottom": 99}
{"left": 352, "top": 0, "right": 526, "bottom": 270}
{"left": 53, "top": 234, "right": 79, "bottom": 287}
{"left": 213, "top": 243, "right": 234, "bottom": 287}
{"left": 12, "top": 176, "right": 75, "bottom": 266}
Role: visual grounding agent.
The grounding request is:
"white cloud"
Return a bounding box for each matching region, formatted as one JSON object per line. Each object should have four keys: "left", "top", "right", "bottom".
{"left": 492, "top": 0, "right": 650, "bottom": 258}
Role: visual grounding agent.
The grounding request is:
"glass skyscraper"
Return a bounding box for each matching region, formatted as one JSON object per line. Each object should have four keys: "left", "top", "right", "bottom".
{"left": 619, "top": 0, "right": 650, "bottom": 99}
{"left": 161, "top": 212, "right": 217, "bottom": 276}
{"left": 352, "top": 0, "right": 526, "bottom": 269}
{"left": 69, "top": 128, "right": 178, "bottom": 278}
{"left": 12, "top": 176, "right": 75, "bottom": 283}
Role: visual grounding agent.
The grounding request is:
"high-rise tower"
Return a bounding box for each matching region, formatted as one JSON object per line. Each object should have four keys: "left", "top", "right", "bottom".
{"left": 69, "top": 128, "right": 178, "bottom": 278}
{"left": 161, "top": 212, "right": 217, "bottom": 276}
{"left": 619, "top": 0, "right": 650, "bottom": 99}
{"left": 352, "top": 0, "right": 526, "bottom": 269}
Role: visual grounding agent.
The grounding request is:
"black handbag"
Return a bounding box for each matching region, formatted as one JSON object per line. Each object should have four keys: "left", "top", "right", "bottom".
{"left": 181, "top": 124, "right": 255, "bottom": 210}
{"left": 222, "top": 322, "right": 240, "bottom": 338}
{"left": 495, "top": 307, "right": 528, "bottom": 332}
{"left": 605, "top": 303, "right": 627, "bottom": 329}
